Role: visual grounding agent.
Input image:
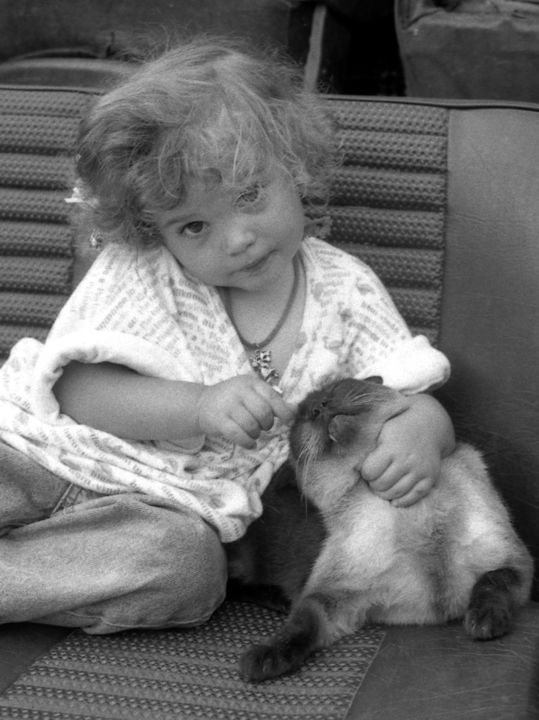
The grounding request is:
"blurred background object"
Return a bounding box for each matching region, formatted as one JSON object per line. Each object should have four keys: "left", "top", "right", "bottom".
{"left": 0, "top": 0, "right": 402, "bottom": 95}
{"left": 0, "top": 0, "right": 352, "bottom": 91}
{"left": 396, "top": 0, "right": 539, "bottom": 102}
{"left": 1, "top": 0, "right": 538, "bottom": 101}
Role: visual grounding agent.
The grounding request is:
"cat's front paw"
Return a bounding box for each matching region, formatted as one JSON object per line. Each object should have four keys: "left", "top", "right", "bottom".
{"left": 239, "top": 643, "right": 295, "bottom": 682}
{"left": 464, "top": 604, "right": 511, "bottom": 640}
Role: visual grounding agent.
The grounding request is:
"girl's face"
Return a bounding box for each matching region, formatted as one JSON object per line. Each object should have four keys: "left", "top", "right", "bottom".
{"left": 153, "top": 172, "right": 305, "bottom": 294}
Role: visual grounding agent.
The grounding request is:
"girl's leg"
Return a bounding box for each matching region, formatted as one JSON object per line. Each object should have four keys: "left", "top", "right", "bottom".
{"left": 33, "top": 494, "right": 227, "bottom": 634}
{"left": 0, "top": 442, "right": 227, "bottom": 633}
{"left": 0, "top": 440, "right": 71, "bottom": 533}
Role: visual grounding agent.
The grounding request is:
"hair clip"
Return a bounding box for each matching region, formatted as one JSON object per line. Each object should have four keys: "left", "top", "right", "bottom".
{"left": 65, "top": 186, "right": 84, "bottom": 205}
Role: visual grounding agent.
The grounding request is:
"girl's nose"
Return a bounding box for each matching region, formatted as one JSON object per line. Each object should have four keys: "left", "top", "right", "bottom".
{"left": 222, "top": 218, "right": 256, "bottom": 255}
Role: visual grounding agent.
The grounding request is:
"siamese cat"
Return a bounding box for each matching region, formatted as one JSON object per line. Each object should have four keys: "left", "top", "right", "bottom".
{"left": 227, "top": 377, "right": 534, "bottom": 682}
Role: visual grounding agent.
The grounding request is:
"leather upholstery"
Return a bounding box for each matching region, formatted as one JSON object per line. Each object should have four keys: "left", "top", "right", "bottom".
{"left": 439, "top": 102, "right": 539, "bottom": 592}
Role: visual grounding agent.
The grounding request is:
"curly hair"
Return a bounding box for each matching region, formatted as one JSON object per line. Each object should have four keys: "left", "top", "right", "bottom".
{"left": 75, "top": 36, "right": 337, "bottom": 245}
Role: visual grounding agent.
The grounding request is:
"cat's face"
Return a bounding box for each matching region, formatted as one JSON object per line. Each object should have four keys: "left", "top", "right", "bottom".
{"left": 289, "top": 377, "right": 391, "bottom": 462}
{"left": 289, "top": 378, "right": 407, "bottom": 508}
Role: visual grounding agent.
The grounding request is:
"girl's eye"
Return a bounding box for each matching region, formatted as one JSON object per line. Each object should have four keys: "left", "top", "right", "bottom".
{"left": 179, "top": 221, "right": 206, "bottom": 237}
{"left": 235, "top": 184, "right": 264, "bottom": 208}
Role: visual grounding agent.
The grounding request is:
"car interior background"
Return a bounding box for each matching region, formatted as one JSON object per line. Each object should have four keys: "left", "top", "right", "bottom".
{"left": 0, "top": 1, "right": 538, "bottom": 718}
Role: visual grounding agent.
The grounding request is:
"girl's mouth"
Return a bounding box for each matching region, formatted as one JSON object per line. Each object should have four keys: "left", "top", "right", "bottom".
{"left": 242, "top": 252, "right": 273, "bottom": 273}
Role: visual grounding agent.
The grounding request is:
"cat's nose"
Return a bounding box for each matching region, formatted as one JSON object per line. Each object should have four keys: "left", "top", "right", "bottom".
{"left": 311, "top": 401, "right": 328, "bottom": 419}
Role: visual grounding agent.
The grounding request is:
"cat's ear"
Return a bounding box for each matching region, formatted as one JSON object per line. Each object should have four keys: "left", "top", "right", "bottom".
{"left": 364, "top": 375, "right": 383, "bottom": 385}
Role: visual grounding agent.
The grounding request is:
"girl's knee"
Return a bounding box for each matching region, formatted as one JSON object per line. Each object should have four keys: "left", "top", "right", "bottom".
{"left": 153, "top": 510, "right": 228, "bottom": 622}
{"left": 31, "top": 496, "right": 228, "bottom": 633}
{"left": 100, "top": 504, "right": 227, "bottom": 631}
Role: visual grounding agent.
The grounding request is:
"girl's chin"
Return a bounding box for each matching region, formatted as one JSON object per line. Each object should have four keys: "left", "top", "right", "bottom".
{"left": 232, "top": 259, "right": 284, "bottom": 290}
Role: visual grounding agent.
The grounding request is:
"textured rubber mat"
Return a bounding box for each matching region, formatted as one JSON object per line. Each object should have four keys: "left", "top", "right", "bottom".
{"left": 0, "top": 601, "right": 385, "bottom": 720}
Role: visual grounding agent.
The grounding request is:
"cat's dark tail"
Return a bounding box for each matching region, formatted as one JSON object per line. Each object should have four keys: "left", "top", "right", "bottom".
{"left": 239, "top": 594, "right": 327, "bottom": 682}
{"left": 464, "top": 567, "right": 524, "bottom": 640}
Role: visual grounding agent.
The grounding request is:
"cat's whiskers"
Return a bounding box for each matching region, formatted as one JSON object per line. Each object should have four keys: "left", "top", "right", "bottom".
{"left": 295, "top": 426, "right": 324, "bottom": 493}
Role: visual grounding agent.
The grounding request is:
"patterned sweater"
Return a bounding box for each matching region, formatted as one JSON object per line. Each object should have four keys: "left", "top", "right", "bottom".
{"left": 0, "top": 237, "right": 449, "bottom": 541}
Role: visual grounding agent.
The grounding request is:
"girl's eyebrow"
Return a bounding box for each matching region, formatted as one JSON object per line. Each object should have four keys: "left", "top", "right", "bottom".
{"left": 160, "top": 212, "right": 197, "bottom": 230}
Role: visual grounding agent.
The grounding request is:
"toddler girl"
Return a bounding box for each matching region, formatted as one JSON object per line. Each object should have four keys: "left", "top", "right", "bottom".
{"left": 0, "top": 38, "right": 454, "bottom": 633}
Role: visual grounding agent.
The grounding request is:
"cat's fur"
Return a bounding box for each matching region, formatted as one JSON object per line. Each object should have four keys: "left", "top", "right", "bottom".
{"left": 228, "top": 377, "right": 534, "bottom": 682}
{"left": 227, "top": 460, "right": 326, "bottom": 613}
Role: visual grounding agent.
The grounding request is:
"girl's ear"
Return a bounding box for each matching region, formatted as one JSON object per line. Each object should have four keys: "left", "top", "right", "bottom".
{"left": 364, "top": 375, "right": 383, "bottom": 385}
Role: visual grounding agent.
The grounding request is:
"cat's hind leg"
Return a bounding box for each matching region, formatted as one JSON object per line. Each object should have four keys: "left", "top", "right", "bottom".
{"left": 240, "top": 590, "right": 360, "bottom": 682}
{"left": 464, "top": 567, "right": 525, "bottom": 640}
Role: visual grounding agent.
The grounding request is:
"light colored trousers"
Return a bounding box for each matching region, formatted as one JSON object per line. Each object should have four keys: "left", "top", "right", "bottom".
{"left": 0, "top": 441, "right": 227, "bottom": 634}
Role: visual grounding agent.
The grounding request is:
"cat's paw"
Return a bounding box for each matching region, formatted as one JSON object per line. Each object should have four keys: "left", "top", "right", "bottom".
{"left": 239, "top": 643, "right": 294, "bottom": 682}
{"left": 464, "top": 603, "right": 512, "bottom": 640}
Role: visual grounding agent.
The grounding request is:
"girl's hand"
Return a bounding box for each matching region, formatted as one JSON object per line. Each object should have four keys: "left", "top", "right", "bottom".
{"left": 360, "top": 393, "right": 455, "bottom": 507}
{"left": 196, "top": 375, "right": 296, "bottom": 449}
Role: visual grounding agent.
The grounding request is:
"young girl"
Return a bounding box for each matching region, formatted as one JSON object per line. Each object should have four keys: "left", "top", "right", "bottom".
{"left": 0, "top": 38, "right": 454, "bottom": 633}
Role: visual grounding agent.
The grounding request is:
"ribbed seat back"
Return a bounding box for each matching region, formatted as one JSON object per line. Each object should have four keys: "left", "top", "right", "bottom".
{"left": 0, "top": 88, "right": 95, "bottom": 359}
{"left": 328, "top": 99, "right": 448, "bottom": 344}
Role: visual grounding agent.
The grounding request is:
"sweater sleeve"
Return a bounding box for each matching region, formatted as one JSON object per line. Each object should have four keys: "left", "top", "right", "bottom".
{"left": 31, "top": 243, "right": 203, "bottom": 421}
{"left": 344, "top": 255, "right": 450, "bottom": 393}
{"left": 360, "top": 334, "right": 450, "bottom": 394}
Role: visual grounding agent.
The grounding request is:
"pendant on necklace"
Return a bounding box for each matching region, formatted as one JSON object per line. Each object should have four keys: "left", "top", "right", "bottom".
{"left": 249, "top": 349, "right": 279, "bottom": 385}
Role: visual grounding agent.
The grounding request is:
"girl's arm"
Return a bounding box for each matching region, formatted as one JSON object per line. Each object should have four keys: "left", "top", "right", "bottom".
{"left": 360, "top": 393, "right": 456, "bottom": 507}
{"left": 53, "top": 361, "right": 294, "bottom": 449}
